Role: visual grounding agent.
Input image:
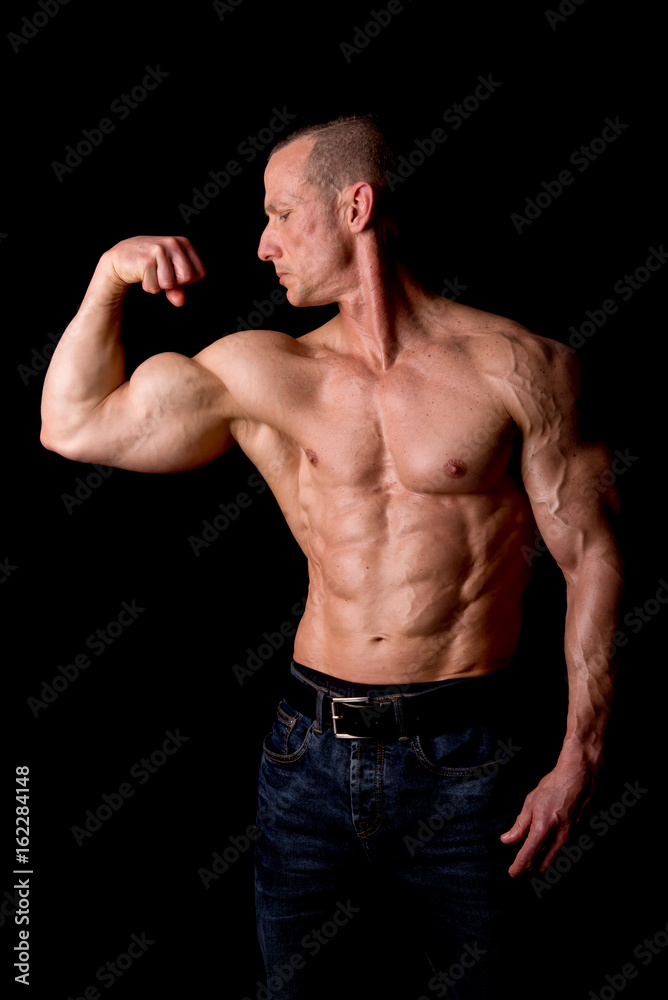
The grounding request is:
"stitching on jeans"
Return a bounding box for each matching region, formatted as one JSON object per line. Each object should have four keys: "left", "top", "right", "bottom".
{"left": 410, "top": 735, "right": 501, "bottom": 777}
{"left": 277, "top": 701, "right": 298, "bottom": 724}
{"left": 373, "top": 740, "right": 386, "bottom": 835}
{"left": 263, "top": 720, "right": 314, "bottom": 763}
{"left": 358, "top": 740, "right": 385, "bottom": 839}
{"left": 354, "top": 742, "right": 361, "bottom": 831}
{"left": 276, "top": 702, "right": 299, "bottom": 754}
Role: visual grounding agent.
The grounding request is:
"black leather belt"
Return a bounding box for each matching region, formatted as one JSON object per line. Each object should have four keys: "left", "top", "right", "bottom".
{"left": 286, "top": 665, "right": 518, "bottom": 740}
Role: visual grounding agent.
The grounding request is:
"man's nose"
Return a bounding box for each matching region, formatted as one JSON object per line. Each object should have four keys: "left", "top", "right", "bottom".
{"left": 257, "top": 225, "right": 280, "bottom": 262}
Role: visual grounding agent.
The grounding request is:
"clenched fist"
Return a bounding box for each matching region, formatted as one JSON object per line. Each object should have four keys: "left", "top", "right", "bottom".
{"left": 101, "top": 235, "right": 206, "bottom": 307}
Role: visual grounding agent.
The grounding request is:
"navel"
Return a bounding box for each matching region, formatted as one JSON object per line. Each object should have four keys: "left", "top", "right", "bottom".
{"left": 305, "top": 449, "right": 318, "bottom": 466}
{"left": 444, "top": 458, "right": 467, "bottom": 479}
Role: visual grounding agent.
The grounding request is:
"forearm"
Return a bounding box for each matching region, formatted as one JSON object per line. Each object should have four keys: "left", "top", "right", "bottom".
{"left": 559, "top": 545, "right": 624, "bottom": 770}
{"left": 41, "top": 255, "right": 129, "bottom": 448}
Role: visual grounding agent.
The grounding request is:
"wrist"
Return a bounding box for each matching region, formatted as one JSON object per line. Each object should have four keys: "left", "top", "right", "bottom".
{"left": 558, "top": 734, "right": 605, "bottom": 774}
{"left": 86, "top": 253, "right": 131, "bottom": 306}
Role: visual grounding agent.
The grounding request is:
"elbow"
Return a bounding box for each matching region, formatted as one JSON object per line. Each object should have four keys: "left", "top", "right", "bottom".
{"left": 563, "top": 544, "right": 625, "bottom": 597}
{"left": 39, "top": 425, "right": 61, "bottom": 455}
{"left": 39, "top": 425, "right": 87, "bottom": 463}
{"left": 40, "top": 412, "right": 65, "bottom": 455}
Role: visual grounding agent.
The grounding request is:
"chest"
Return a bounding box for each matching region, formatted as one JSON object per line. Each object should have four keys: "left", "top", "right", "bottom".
{"left": 284, "top": 353, "right": 518, "bottom": 495}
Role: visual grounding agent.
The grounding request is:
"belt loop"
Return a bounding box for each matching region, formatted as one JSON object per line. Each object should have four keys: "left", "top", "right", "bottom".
{"left": 315, "top": 688, "right": 326, "bottom": 730}
{"left": 394, "top": 694, "right": 407, "bottom": 738}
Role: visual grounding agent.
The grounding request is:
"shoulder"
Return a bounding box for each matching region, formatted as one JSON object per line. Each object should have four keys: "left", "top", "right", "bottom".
{"left": 445, "top": 302, "right": 584, "bottom": 418}
{"left": 191, "top": 329, "right": 329, "bottom": 403}
{"left": 188, "top": 327, "right": 327, "bottom": 439}
{"left": 446, "top": 302, "right": 575, "bottom": 375}
{"left": 193, "top": 327, "right": 307, "bottom": 371}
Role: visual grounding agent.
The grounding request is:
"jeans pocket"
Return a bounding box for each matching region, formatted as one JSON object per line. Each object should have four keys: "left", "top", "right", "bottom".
{"left": 411, "top": 723, "right": 510, "bottom": 777}
{"left": 262, "top": 699, "right": 315, "bottom": 764}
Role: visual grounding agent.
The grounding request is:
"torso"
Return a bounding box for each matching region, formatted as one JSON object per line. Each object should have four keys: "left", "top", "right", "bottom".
{"left": 217, "top": 296, "right": 543, "bottom": 683}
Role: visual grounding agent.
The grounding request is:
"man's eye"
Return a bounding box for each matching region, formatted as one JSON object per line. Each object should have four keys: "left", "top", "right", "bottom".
{"left": 279, "top": 213, "right": 290, "bottom": 221}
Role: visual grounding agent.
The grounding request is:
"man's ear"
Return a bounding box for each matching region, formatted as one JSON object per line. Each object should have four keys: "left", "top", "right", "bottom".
{"left": 346, "top": 182, "right": 375, "bottom": 232}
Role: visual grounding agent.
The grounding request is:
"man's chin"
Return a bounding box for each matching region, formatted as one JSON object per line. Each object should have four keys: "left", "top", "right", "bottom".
{"left": 285, "top": 288, "right": 308, "bottom": 308}
{"left": 285, "top": 286, "right": 335, "bottom": 309}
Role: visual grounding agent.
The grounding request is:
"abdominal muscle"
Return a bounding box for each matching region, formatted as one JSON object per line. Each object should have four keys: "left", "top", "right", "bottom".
{"left": 292, "top": 484, "right": 537, "bottom": 684}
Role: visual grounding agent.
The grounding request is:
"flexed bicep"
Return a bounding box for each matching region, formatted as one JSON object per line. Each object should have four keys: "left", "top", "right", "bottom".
{"left": 53, "top": 352, "right": 239, "bottom": 473}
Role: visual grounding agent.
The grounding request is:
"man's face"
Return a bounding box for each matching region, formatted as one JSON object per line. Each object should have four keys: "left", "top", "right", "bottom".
{"left": 258, "top": 138, "right": 353, "bottom": 308}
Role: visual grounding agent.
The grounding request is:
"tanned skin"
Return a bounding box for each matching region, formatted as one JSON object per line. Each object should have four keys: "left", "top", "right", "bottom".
{"left": 40, "top": 138, "right": 623, "bottom": 877}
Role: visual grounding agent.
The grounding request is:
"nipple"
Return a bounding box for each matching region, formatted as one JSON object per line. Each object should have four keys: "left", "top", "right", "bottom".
{"left": 444, "top": 458, "right": 467, "bottom": 479}
{"left": 305, "top": 449, "right": 318, "bottom": 466}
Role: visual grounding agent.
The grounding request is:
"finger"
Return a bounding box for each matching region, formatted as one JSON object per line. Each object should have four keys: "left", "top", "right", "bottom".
{"left": 573, "top": 793, "right": 593, "bottom": 826}
{"left": 508, "top": 823, "right": 557, "bottom": 877}
{"left": 165, "top": 287, "right": 186, "bottom": 307}
{"left": 155, "top": 244, "right": 181, "bottom": 291}
{"left": 141, "top": 258, "right": 160, "bottom": 294}
{"left": 164, "top": 238, "right": 200, "bottom": 287}
{"left": 537, "top": 828, "right": 571, "bottom": 872}
{"left": 500, "top": 808, "right": 531, "bottom": 844}
{"left": 175, "top": 236, "right": 207, "bottom": 281}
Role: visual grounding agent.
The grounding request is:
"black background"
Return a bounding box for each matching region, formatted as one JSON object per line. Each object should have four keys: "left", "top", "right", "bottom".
{"left": 3, "top": 0, "right": 666, "bottom": 997}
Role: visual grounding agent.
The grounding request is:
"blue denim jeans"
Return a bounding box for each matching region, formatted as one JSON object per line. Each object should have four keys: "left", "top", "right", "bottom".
{"left": 254, "top": 661, "right": 542, "bottom": 999}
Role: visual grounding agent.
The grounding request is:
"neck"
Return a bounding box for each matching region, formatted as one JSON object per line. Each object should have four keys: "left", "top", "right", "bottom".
{"left": 333, "top": 235, "right": 434, "bottom": 368}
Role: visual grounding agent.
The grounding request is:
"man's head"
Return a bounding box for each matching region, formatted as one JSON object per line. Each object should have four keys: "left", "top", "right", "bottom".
{"left": 269, "top": 114, "right": 397, "bottom": 210}
{"left": 258, "top": 115, "right": 399, "bottom": 307}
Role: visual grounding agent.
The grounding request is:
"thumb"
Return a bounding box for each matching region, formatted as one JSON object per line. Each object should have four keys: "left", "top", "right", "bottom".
{"left": 165, "top": 287, "right": 186, "bottom": 307}
{"left": 500, "top": 809, "right": 530, "bottom": 843}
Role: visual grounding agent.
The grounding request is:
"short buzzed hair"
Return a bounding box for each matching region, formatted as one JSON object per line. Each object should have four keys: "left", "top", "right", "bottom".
{"left": 269, "top": 114, "right": 397, "bottom": 214}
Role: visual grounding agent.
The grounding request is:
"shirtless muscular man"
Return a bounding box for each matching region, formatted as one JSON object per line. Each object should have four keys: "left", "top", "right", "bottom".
{"left": 40, "top": 115, "right": 623, "bottom": 998}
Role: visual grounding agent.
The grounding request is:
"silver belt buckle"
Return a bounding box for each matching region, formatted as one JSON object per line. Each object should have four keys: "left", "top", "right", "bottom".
{"left": 330, "top": 695, "right": 388, "bottom": 738}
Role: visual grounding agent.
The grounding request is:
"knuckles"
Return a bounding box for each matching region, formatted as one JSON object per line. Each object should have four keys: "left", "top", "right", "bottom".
{"left": 106, "top": 235, "right": 204, "bottom": 289}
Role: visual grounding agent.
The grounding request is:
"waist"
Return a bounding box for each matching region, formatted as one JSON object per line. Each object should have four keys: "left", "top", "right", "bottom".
{"left": 293, "top": 615, "right": 525, "bottom": 684}
{"left": 286, "top": 658, "right": 526, "bottom": 740}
